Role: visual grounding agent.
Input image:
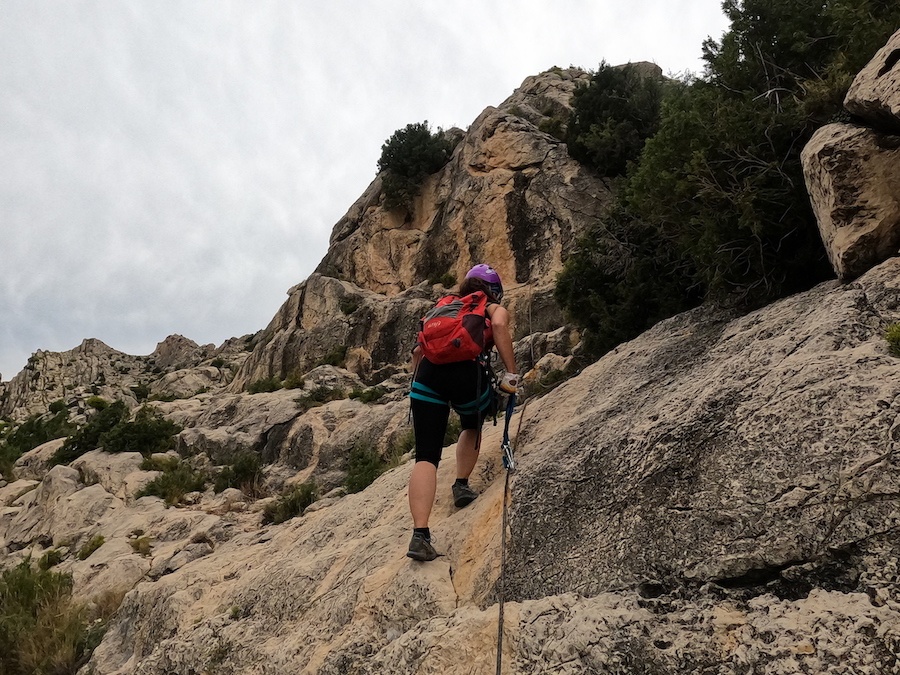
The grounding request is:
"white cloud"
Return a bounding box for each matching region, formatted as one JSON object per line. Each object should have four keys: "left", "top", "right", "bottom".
{"left": 0, "top": 0, "right": 728, "bottom": 380}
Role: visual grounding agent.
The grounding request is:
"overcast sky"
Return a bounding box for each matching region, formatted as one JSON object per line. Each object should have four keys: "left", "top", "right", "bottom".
{"left": 0, "top": 1, "right": 729, "bottom": 381}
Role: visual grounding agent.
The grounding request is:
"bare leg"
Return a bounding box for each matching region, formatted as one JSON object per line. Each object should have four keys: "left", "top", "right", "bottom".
{"left": 408, "top": 461, "right": 437, "bottom": 528}
{"left": 455, "top": 429, "right": 482, "bottom": 480}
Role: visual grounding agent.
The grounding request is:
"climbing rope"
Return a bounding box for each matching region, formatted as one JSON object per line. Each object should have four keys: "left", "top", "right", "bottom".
{"left": 496, "top": 393, "right": 527, "bottom": 675}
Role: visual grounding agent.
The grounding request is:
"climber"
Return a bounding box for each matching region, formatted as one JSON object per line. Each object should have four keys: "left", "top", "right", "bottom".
{"left": 406, "top": 264, "right": 518, "bottom": 562}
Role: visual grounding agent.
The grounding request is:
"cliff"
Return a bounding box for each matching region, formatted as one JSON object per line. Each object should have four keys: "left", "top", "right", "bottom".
{"left": 1, "top": 38, "right": 900, "bottom": 674}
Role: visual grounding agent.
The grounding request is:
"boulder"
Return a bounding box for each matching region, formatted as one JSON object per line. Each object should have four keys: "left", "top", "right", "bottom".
{"left": 13, "top": 437, "right": 66, "bottom": 480}
{"left": 0, "top": 479, "right": 38, "bottom": 506}
{"left": 72, "top": 450, "right": 145, "bottom": 500}
{"left": 845, "top": 28, "right": 900, "bottom": 132}
{"left": 801, "top": 122, "right": 900, "bottom": 281}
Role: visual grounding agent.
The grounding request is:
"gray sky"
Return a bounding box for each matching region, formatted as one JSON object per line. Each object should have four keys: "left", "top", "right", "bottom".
{"left": 0, "top": 0, "right": 729, "bottom": 381}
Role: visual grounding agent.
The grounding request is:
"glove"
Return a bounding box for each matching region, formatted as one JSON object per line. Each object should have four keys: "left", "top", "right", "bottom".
{"left": 499, "top": 372, "right": 518, "bottom": 394}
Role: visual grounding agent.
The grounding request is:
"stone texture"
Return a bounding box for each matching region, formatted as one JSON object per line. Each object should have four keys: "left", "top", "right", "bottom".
{"left": 12, "top": 438, "right": 65, "bottom": 480}
{"left": 845, "top": 28, "right": 900, "bottom": 132}
{"left": 74, "top": 258, "right": 900, "bottom": 675}
{"left": 801, "top": 122, "right": 900, "bottom": 281}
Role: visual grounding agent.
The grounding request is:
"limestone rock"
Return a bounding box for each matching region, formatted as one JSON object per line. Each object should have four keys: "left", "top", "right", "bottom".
{"left": 150, "top": 334, "right": 211, "bottom": 371}
{"left": 231, "top": 275, "right": 435, "bottom": 391}
{"left": 845, "top": 28, "right": 900, "bottom": 132}
{"left": 151, "top": 366, "right": 228, "bottom": 399}
{"left": 0, "top": 479, "right": 38, "bottom": 506}
{"left": 13, "top": 437, "right": 65, "bottom": 480}
{"left": 71, "top": 450, "right": 149, "bottom": 501}
{"left": 506, "top": 257, "right": 900, "bottom": 603}
{"left": 801, "top": 122, "right": 900, "bottom": 281}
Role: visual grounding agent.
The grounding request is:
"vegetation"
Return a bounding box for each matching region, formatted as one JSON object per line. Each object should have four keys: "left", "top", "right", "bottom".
{"left": 885, "top": 323, "right": 900, "bottom": 357}
{"left": 214, "top": 451, "right": 265, "bottom": 497}
{"left": 137, "top": 461, "right": 207, "bottom": 505}
{"left": 130, "top": 536, "right": 152, "bottom": 557}
{"left": 318, "top": 345, "right": 348, "bottom": 368}
{"left": 294, "top": 385, "right": 346, "bottom": 412}
{"left": 348, "top": 386, "right": 386, "bottom": 404}
{"left": 0, "top": 407, "right": 75, "bottom": 477}
{"left": 262, "top": 482, "right": 318, "bottom": 525}
{"left": 77, "top": 535, "right": 105, "bottom": 561}
{"left": 38, "top": 549, "right": 65, "bottom": 570}
{"left": 344, "top": 442, "right": 389, "bottom": 494}
{"left": 283, "top": 371, "right": 305, "bottom": 390}
{"left": 377, "top": 121, "right": 456, "bottom": 210}
{"left": 99, "top": 405, "right": 181, "bottom": 455}
{"left": 556, "top": 0, "right": 900, "bottom": 361}
{"left": 248, "top": 376, "right": 283, "bottom": 394}
{"left": 0, "top": 561, "right": 108, "bottom": 675}
{"left": 51, "top": 401, "right": 128, "bottom": 466}
{"left": 338, "top": 297, "right": 361, "bottom": 315}
{"left": 566, "top": 62, "right": 665, "bottom": 176}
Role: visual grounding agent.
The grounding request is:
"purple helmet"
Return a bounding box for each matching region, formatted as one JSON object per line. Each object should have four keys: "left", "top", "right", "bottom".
{"left": 465, "top": 263, "right": 503, "bottom": 301}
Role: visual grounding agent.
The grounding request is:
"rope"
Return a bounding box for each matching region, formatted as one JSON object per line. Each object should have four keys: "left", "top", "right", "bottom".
{"left": 496, "top": 394, "right": 527, "bottom": 675}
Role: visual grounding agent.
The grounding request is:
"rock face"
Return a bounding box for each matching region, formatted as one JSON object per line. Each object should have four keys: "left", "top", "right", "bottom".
{"left": 801, "top": 123, "right": 900, "bottom": 281}
{"left": 845, "top": 28, "right": 900, "bottom": 132}
{"left": 802, "top": 29, "right": 900, "bottom": 282}
{"left": 69, "top": 257, "right": 900, "bottom": 675}
{"left": 0, "top": 335, "right": 252, "bottom": 423}
{"left": 229, "top": 69, "right": 613, "bottom": 391}
{"left": 315, "top": 68, "right": 612, "bottom": 299}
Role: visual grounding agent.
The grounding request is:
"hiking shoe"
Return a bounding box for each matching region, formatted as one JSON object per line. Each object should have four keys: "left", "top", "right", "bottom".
{"left": 452, "top": 482, "right": 478, "bottom": 508}
{"left": 407, "top": 532, "right": 439, "bottom": 562}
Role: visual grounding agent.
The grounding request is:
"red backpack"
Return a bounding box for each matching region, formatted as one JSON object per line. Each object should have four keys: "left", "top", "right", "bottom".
{"left": 417, "top": 291, "right": 490, "bottom": 364}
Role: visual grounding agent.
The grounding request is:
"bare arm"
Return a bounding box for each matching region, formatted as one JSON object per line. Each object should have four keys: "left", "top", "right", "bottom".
{"left": 411, "top": 345, "right": 423, "bottom": 373}
{"left": 487, "top": 305, "right": 516, "bottom": 374}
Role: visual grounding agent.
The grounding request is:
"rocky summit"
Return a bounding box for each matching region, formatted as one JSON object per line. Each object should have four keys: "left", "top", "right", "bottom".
{"left": 2, "top": 33, "right": 900, "bottom": 675}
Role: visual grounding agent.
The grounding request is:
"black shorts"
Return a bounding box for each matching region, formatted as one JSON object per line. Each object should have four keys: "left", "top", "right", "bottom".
{"left": 409, "top": 359, "right": 494, "bottom": 466}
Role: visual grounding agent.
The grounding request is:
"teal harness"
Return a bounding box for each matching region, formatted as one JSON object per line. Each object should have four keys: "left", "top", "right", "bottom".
{"left": 409, "top": 380, "right": 494, "bottom": 415}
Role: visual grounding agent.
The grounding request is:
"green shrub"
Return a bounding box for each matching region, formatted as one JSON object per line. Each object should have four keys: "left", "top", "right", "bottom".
{"left": 348, "top": 387, "right": 386, "bottom": 404}
{"left": 140, "top": 454, "right": 180, "bottom": 472}
{"left": 885, "top": 323, "right": 900, "bottom": 357}
{"left": 377, "top": 121, "right": 456, "bottom": 210}
{"left": 339, "top": 297, "right": 361, "bottom": 315}
{"left": 130, "top": 382, "right": 151, "bottom": 402}
{"left": 38, "top": 549, "right": 65, "bottom": 570}
{"left": 48, "top": 399, "right": 66, "bottom": 414}
{"left": 98, "top": 405, "right": 181, "bottom": 455}
{"left": 283, "top": 372, "right": 305, "bottom": 390}
{"left": 214, "top": 452, "right": 265, "bottom": 497}
{"left": 318, "top": 345, "right": 348, "bottom": 368}
{"left": 130, "top": 536, "right": 153, "bottom": 556}
{"left": 85, "top": 396, "right": 108, "bottom": 410}
{"left": 555, "top": 1, "right": 900, "bottom": 363}
{"left": 565, "top": 61, "right": 664, "bottom": 177}
{"left": 295, "top": 385, "right": 346, "bottom": 412}
{"left": 211, "top": 358, "right": 226, "bottom": 368}
{"left": 248, "top": 377, "right": 282, "bottom": 394}
{"left": 52, "top": 401, "right": 128, "bottom": 466}
{"left": 77, "top": 535, "right": 105, "bottom": 560}
{"left": 344, "top": 443, "right": 388, "bottom": 494}
{"left": 0, "top": 561, "right": 106, "bottom": 675}
{"left": 137, "top": 462, "right": 207, "bottom": 505}
{"left": 0, "top": 407, "right": 76, "bottom": 477}
{"left": 262, "top": 482, "right": 318, "bottom": 525}
{"left": 386, "top": 428, "right": 415, "bottom": 467}
{"left": 429, "top": 271, "right": 457, "bottom": 288}
{"left": 443, "top": 414, "right": 462, "bottom": 446}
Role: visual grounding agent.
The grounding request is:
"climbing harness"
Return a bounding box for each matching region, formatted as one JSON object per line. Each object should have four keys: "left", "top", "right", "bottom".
{"left": 496, "top": 392, "right": 526, "bottom": 675}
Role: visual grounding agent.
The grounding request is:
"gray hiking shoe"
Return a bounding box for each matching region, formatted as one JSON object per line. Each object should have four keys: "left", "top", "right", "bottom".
{"left": 407, "top": 532, "right": 439, "bottom": 562}
{"left": 452, "top": 482, "right": 478, "bottom": 508}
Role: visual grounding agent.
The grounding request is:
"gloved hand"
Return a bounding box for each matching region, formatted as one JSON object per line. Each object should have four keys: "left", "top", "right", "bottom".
{"left": 499, "top": 372, "right": 518, "bottom": 394}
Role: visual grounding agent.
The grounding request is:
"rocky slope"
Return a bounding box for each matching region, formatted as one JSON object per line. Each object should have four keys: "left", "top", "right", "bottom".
{"left": 2, "top": 41, "right": 900, "bottom": 674}
{"left": 3, "top": 257, "right": 897, "bottom": 674}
